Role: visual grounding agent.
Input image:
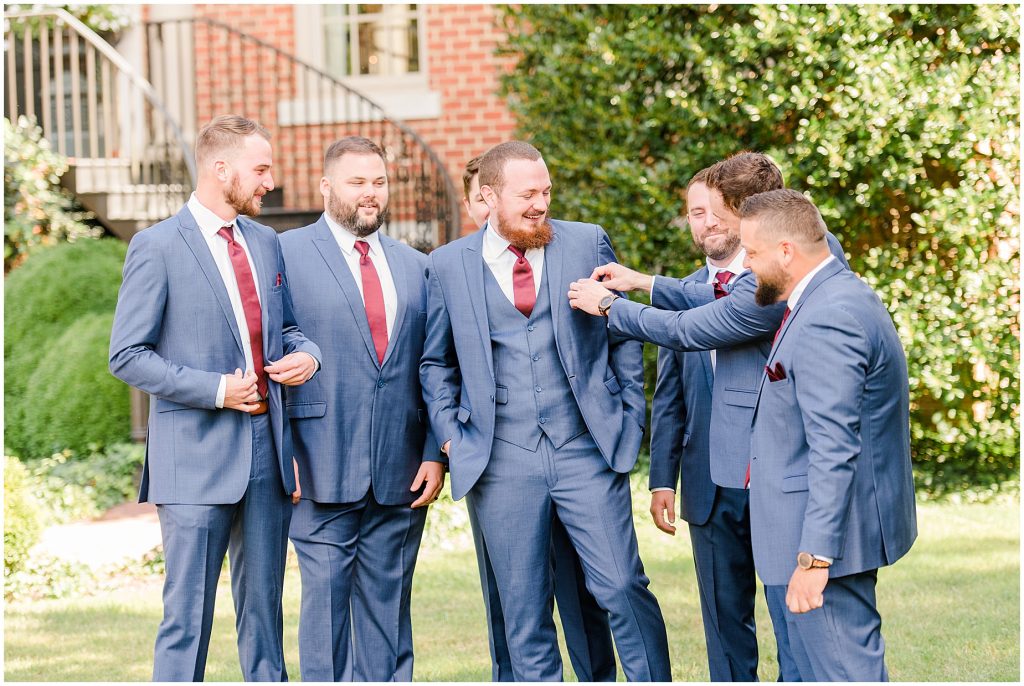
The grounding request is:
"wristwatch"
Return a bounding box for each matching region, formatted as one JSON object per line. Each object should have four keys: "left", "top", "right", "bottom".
{"left": 797, "top": 552, "right": 831, "bottom": 570}
{"left": 598, "top": 294, "right": 620, "bottom": 317}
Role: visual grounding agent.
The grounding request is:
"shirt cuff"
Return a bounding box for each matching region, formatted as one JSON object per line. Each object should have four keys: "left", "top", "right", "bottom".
{"left": 812, "top": 554, "right": 834, "bottom": 564}
{"left": 650, "top": 274, "right": 658, "bottom": 295}
{"left": 650, "top": 487, "right": 675, "bottom": 493}
{"left": 216, "top": 374, "right": 226, "bottom": 409}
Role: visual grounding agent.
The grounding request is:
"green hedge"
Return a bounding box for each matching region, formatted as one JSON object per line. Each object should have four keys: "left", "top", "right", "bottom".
{"left": 499, "top": 4, "right": 1020, "bottom": 494}
{"left": 19, "top": 312, "right": 130, "bottom": 457}
{"left": 4, "top": 238, "right": 127, "bottom": 457}
{"left": 4, "top": 455, "right": 43, "bottom": 576}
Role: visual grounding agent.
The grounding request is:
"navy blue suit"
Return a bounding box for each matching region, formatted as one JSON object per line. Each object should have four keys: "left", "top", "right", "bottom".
{"left": 421, "top": 221, "right": 670, "bottom": 681}
{"left": 109, "top": 206, "right": 321, "bottom": 681}
{"left": 280, "top": 216, "right": 441, "bottom": 681}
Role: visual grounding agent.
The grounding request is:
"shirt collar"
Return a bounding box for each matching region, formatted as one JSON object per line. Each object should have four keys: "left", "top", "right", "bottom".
{"left": 188, "top": 193, "right": 237, "bottom": 240}
{"left": 787, "top": 254, "right": 836, "bottom": 309}
{"left": 325, "top": 213, "right": 383, "bottom": 256}
{"left": 481, "top": 221, "right": 544, "bottom": 261}
{"left": 706, "top": 249, "right": 747, "bottom": 281}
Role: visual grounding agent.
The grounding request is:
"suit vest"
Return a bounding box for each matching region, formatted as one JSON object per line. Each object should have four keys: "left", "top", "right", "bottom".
{"left": 483, "top": 264, "right": 588, "bottom": 452}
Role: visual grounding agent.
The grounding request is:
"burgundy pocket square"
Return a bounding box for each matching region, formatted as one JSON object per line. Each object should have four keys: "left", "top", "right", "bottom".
{"left": 765, "top": 362, "right": 787, "bottom": 382}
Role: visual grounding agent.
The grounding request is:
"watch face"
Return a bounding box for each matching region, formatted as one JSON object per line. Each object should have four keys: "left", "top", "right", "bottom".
{"left": 797, "top": 552, "right": 813, "bottom": 569}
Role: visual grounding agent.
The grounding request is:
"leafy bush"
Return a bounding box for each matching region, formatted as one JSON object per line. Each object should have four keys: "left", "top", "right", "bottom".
{"left": 19, "top": 312, "right": 131, "bottom": 457}
{"left": 29, "top": 443, "right": 145, "bottom": 524}
{"left": 3, "top": 117, "right": 99, "bottom": 272}
{"left": 4, "top": 455, "right": 43, "bottom": 576}
{"left": 498, "top": 4, "right": 1020, "bottom": 493}
{"left": 4, "top": 238, "right": 127, "bottom": 457}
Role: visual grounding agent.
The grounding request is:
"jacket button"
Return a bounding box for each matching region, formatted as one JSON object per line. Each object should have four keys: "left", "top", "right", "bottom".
{"left": 377, "top": 380, "right": 386, "bottom": 388}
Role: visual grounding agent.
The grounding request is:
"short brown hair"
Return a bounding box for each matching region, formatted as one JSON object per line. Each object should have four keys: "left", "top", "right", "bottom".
{"left": 324, "top": 136, "right": 386, "bottom": 174}
{"left": 478, "top": 141, "right": 542, "bottom": 193}
{"left": 739, "top": 189, "right": 826, "bottom": 247}
{"left": 705, "top": 152, "right": 784, "bottom": 213}
{"left": 195, "top": 115, "right": 270, "bottom": 166}
{"left": 462, "top": 155, "right": 483, "bottom": 198}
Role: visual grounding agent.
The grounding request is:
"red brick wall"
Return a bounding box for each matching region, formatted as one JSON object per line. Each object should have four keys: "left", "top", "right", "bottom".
{"left": 176, "top": 4, "right": 517, "bottom": 235}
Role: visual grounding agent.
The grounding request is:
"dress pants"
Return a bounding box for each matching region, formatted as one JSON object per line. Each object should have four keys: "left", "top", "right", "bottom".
{"left": 775, "top": 569, "right": 887, "bottom": 681}
{"left": 688, "top": 486, "right": 800, "bottom": 681}
{"left": 467, "top": 432, "right": 671, "bottom": 682}
{"left": 469, "top": 506, "right": 617, "bottom": 681}
{"left": 289, "top": 489, "right": 428, "bottom": 681}
{"left": 153, "top": 412, "right": 291, "bottom": 682}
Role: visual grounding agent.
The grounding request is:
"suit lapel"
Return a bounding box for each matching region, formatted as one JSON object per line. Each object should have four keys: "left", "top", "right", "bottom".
{"left": 462, "top": 230, "right": 494, "bottom": 379}
{"left": 754, "top": 258, "right": 846, "bottom": 415}
{"left": 378, "top": 234, "right": 408, "bottom": 368}
{"left": 311, "top": 217, "right": 380, "bottom": 367}
{"left": 176, "top": 208, "right": 244, "bottom": 355}
{"left": 544, "top": 229, "right": 564, "bottom": 348}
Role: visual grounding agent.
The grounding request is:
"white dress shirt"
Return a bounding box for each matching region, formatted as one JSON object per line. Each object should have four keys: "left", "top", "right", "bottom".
{"left": 325, "top": 214, "right": 398, "bottom": 338}
{"left": 187, "top": 193, "right": 262, "bottom": 408}
{"left": 481, "top": 221, "right": 545, "bottom": 304}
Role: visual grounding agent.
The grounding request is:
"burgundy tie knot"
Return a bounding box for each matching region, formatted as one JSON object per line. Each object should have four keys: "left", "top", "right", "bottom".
{"left": 355, "top": 240, "right": 371, "bottom": 261}
{"left": 217, "top": 225, "right": 235, "bottom": 243}
{"left": 713, "top": 270, "right": 734, "bottom": 299}
{"left": 507, "top": 244, "right": 527, "bottom": 262}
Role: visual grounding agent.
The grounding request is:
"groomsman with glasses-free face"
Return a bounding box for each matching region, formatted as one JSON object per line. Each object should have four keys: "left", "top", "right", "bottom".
{"left": 109, "top": 114, "right": 320, "bottom": 682}
{"left": 280, "top": 136, "right": 445, "bottom": 682}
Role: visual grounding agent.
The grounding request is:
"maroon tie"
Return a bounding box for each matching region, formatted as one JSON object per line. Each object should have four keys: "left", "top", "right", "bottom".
{"left": 354, "top": 240, "right": 389, "bottom": 365}
{"left": 217, "top": 226, "right": 268, "bottom": 399}
{"left": 507, "top": 245, "right": 536, "bottom": 317}
{"left": 713, "top": 270, "right": 735, "bottom": 299}
{"left": 773, "top": 307, "right": 792, "bottom": 346}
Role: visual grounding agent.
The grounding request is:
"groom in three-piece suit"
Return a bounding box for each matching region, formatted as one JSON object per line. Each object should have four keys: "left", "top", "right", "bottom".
{"left": 420, "top": 141, "right": 671, "bottom": 681}
{"left": 280, "top": 137, "right": 445, "bottom": 681}
{"left": 109, "top": 115, "right": 321, "bottom": 681}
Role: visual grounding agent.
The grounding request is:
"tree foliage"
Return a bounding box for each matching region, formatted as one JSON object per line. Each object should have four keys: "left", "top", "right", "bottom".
{"left": 498, "top": 4, "right": 1019, "bottom": 493}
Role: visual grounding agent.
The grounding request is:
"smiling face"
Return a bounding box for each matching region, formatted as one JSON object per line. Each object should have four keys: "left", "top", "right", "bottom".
{"left": 481, "top": 157, "right": 553, "bottom": 250}
{"left": 697, "top": 186, "right": 743, "bottom": 262}
{"left": 222, "top": 134, "right": 274, "bottom": 217}
{"left": 321, "top": 152, "right": 390, "bottom": 237}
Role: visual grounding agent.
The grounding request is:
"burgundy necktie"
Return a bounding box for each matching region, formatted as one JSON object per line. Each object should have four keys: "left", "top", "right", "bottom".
{"left": 507, "top": 245, "right": 536, "bottom": 317}
{"left": 217, "top": 226, "right": 267, "bottom": 399}
{"left": 713, "top": 270, "right": 735, "bottom": 299}
{"left": 354, "top": 240, "right": 389, "bottom": 365}
{"left": 772, "top": 307, "right": 792, "bottom": 346}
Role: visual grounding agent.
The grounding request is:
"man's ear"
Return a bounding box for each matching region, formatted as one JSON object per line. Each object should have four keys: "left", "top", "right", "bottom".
{"left": 319, "top": 176, "right": 331, "bottom": 201}
{"left": 779, "top": 240, "right": 796, "bottom": 265}
{"left": 480, "top": 184, "right": 498, "bottom": 210}
{"left": 213, "top": 159, "right": 229, "bottom": 183}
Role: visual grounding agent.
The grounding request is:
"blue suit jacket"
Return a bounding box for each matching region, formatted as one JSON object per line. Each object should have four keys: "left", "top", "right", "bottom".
{"left": 279, "top": 217, "right": 440, "bottom": 506}
{"left": 109, "top": 206, "right": 322, "bottom": 505}
{"left": 649, "top": 268, "right": 716, "bottom": 524}
{"left": 614, "top": 234, "right": 849, "bottom": 487}
{"left": 420, "top": 220, "right": 646, "bottom": 500}
{"left": 749, "top": 258, "right": 917, "bottom": 584}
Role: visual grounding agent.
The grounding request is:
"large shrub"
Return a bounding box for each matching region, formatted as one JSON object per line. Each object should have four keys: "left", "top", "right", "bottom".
{"left": 4, "top": 455, "right": 43, "bottom": 576}
{"left": 3, "top": 117, "right": 99, "bottom": 272}
{"left": 499, "top": 4, "right": 1019, "bottom": 493}
{"left": 4, "top": 238, "right": 127, "bottom": 456}
{"left": 19, "top": 312, "right": 131, "bottom": 457}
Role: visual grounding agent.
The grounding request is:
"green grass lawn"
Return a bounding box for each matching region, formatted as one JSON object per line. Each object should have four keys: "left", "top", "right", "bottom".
{"left": 4, "top": 497, "right": 1019, "bottom": 681}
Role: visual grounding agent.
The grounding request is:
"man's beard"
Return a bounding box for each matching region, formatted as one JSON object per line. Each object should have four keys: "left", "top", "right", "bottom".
{"left": 328, "top": 191, "right": 389, "bottom": 238}
{"left": 225, "top": 174, "right": 263, "bottom": 216}
{"left": 495, "top": 207, "right": 553, "bottom": 250}
{"left": 697, "top": 231, "right": 741, "bottom": 262}
{"left": 754, "top": 259, "right": 788, "bottom": 306}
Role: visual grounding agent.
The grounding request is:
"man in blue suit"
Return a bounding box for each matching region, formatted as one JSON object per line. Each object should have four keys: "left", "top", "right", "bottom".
{"left": 109, "top": 115, "right": 321, "bottom": 681}
{"left": 280, "top": 137, "right": 446, "bottom": 682}
{"left": 421, "top": 141, "right": 671, "bottom": 681}
{"left": 461, "top": 156, "right": 616, "bottom": 682}
{"left": 570, "top": 152, "right": 848, "bottom": 681}
{"left": 736, "top": 189, "right": 916, "bottom": 680}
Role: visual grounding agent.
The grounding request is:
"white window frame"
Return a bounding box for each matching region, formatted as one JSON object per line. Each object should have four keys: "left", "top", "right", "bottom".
{"left": 284, "top": 4, "right": 440, "bottom": 124}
